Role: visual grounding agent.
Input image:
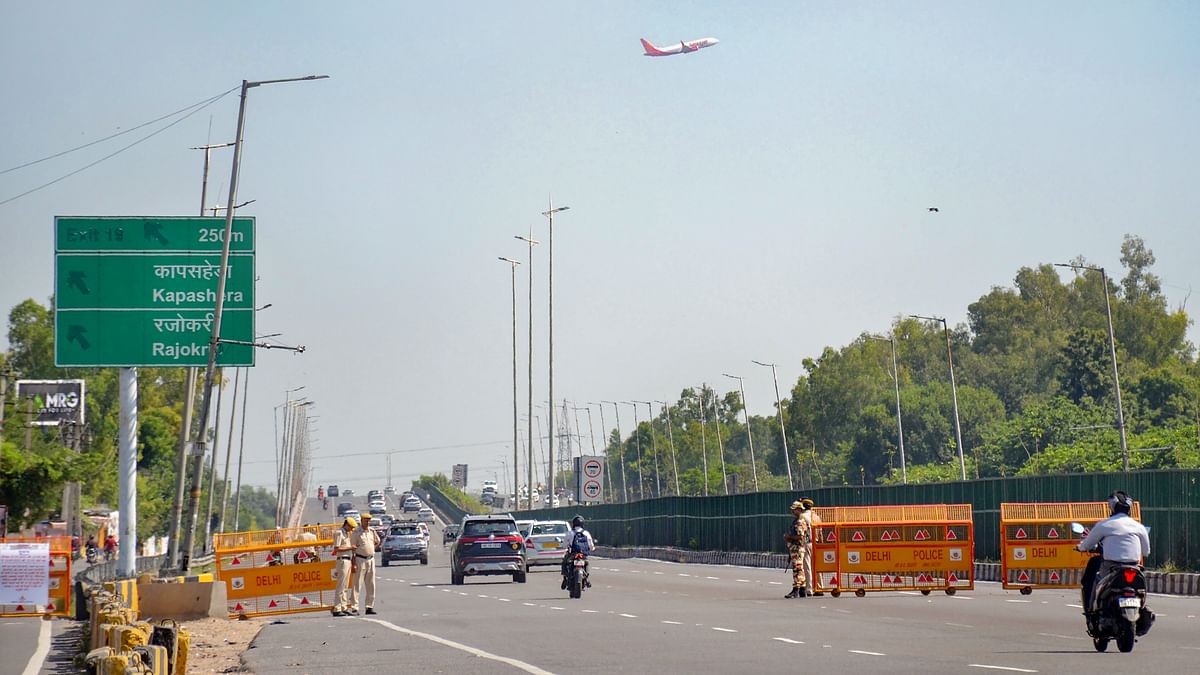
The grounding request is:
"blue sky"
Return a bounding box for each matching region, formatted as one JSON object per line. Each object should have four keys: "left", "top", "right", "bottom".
{"left": 2, "top": 2, "right": 1197, "bottom": 494}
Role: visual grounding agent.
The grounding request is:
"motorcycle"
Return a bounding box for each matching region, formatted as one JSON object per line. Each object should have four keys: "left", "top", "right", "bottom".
{"left": 1072, "top": 522, "right": 1154, "bottom": 652}
{"left": 566, "top": 553, "right": 588, "bottom": 599}
{"left": 85, "top": 545, "right": 99, "bottom": 564}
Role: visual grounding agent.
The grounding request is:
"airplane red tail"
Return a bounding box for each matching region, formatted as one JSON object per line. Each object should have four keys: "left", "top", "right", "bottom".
{"left": 640, "top": 38, "right": 666, "bottom": 56}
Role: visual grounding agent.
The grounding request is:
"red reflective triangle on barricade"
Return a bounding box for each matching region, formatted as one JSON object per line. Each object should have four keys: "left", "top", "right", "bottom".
{"left": 851, "top": 530, "right": 865, "bottom": 542}
{"left": 231, "top": 556, "right": 241, "bottom": 565}
{"left": 1016, "top": 570, "right": 1030, "bottom": 582}
{"left": 300, "top": 597, "right": 311, "bottom": 605}
{"left": 880, "top": 530, "right": 893, "bottom": 541}
{"left": 1046, "top": 528, "right": 1060, "bottom": 539}
{"left": 1015, "top": 528, "right": 1028, "bottom": 539}
{"left": 14, "top": 605, "right": 24, "bottom": 611}
{"left": 234, "top": 603, "right": 245, "bottom": 612}
{"left": 945, "top": 528, "right": 958, "bottom": 540}
{"left": 47, "top": 603, "right": 56, "bottom": 611}
{"left": 914, "top": 529, "right": 930, "bottom": 541}
{"left": 826, "top": 530, "right": 837, "bottom": 542}
{"left": 890, "top": 529, "right": 901, "bottom": 540}
{"left": 916, "top": 574, "right": 931, "bottom": 583}
{"left": 882, "top": 575, "right": 893, "bottom": 583}
{"left": 268, "top": 599, "right": 279, "bottom": 608}
{"left": 947, "top": 573, "right": 959, "bottom": 583}
{"left": 852, "top": 575, "right": 866, "bottom": 585}
{"left": 1048, "top": 571, "right": 1061, "bottom": 583}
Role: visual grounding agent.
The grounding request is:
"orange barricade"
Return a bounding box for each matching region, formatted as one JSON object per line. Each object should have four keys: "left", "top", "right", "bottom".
{"left": 214, "top": 524, "right": 339, "bottom": 618}
{"left": 1001, "top": 501, "right": 1142, "bottom": 594}
{"left": 0, "top": 536, "right": 72, "bottom": 617}
{"left": 809, "top": 505, "right": 974, "bottom": 597}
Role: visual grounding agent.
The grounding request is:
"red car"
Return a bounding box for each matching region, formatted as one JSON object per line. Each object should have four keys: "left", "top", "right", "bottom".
{"left": 450, "top": 515, "right": 527, "bottom": 585}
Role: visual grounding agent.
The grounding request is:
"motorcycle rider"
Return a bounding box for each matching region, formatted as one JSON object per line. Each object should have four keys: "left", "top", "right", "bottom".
{"left": 85, "top": 535, "right": 99, "bottom": 562}
{"left": 1076, "top": 491, "right": 1150, "bottom": 621}
{"left": 561, "top": 515, "right": 595, "bottom": 590}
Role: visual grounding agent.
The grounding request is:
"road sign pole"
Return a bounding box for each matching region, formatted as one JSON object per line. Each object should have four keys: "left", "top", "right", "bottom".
{"left": 118, "top": 367, "right": 138, "bottom": 577}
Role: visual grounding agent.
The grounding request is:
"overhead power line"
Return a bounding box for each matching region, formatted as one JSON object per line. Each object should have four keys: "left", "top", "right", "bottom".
{"left": 0, "top": 86, "right": 239, "bottom": 207}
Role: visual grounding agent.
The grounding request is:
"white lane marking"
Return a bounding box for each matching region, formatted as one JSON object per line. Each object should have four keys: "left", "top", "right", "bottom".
{"left": 361, "top": 618, "right": 554, "bottom": 675}
{"left": 849, "top": 650, "right": 885, "bottom": 656}
{"left": 441, "top": 589, "right": 451, "bottom": 593}
{"left": 477, "top": 594, "right": 490, "bottom": 598}
{"left": 899, "top": 591, "right": 921, "bottom": 596}
{"left": 678, "top": 573, "right": 692, "bottom": 577}
{"left": 661, "top": 620, "right": 682, "bottom": 625}
{"left": 550, "top": 606, "right": 564, "bottom": 611}
{"left": 523, "top": 602, "right": 537, "bottom": 607}
{"left": 654, "top": 571, "right": 664, "bottom": 575}
{"left": 768, "top": 581, "right": 783, "bottom": 585}
{"left": 705, "top": 576, "right": 720, "bottom": 580}
{"left": 21, "top": 618, "right": 52, "bottom": 675}
{"left": 1005, "top": 599, "right": 1032, "bottom": 603}
{"left": 945, "top": 622, "right": 974, "bottom": 629}
{"left": 1038, "top": 633, "right": 1086, "bottom": 641}
{"left": 1065, "top": 603, "right": 1083, "bottom": 609}
{"left": 426, "top": 585, "right": 435, "bottom": 589}
{"left": 968, "top": 666, "right": 1038, "bottom": 673}
{"left": 458, "top": 592, "right": 468, "bottom": 596}
{"left": 772, "top": 637, "right": 804, "bottom": 644}
{"left": 619, "top": 613, "right": 638, "bottom": 618}
{"left": 498, "top": 598, "right": 511, "bottom": 602}
{"left": 736, "top": 579, "right": 751, "bottom": 583}
{"left": 712, "top": 627, "right": 738, "bottom": 633}
{"left": 581, "top": 609, "right": 599, "bottom": 613}
{"left": 949, "top": 595, "right": 973, "bottom": 600}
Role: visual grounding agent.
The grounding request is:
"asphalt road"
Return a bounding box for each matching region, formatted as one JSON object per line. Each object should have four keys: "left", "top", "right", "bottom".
{"left": 245, "top": 498, "right": 1200, "bottom": 674}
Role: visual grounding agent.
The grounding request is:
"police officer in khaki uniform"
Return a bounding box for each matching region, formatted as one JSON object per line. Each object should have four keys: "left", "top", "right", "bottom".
{"left": 331, "top": 518, "right": 356, "bottom": 617}
{"left": 783, "top": 500, "right": 810, "bottom": 598}
{"left": 351, "top": 513, "right": 382, "bottom": 615}
{"left": 797, "top": 497, "right": 822, "bottom": 596}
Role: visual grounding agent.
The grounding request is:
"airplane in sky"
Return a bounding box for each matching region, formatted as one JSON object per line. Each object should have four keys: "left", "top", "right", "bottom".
{"left": 640, "top": 37, "right": 719, "bottom": 57}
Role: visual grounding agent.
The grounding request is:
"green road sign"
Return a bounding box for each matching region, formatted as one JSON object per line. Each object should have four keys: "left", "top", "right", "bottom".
{"left": 55, "top": 254, "right": 254, "bottom": 309}
{"left": 53, "top": 216, "right": 256, "bottom": 368}
{"left": 55, "top": 309, "right": 255, "bottom": 367}
{"left": 55, "top": 216, "right": 255, "bottom": 252}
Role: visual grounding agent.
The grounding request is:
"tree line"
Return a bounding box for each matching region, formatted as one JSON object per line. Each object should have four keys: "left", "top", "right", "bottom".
{"left": 599, "top": 235, "right": 1199, "bottom": 496}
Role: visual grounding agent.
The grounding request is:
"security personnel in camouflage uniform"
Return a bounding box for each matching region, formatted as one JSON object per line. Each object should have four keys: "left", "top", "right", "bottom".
{"left": 783, "top": 500, "right": 811, "bottom": 598}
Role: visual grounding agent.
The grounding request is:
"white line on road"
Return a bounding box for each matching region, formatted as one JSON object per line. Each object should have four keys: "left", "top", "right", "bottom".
{"left": 1005, "top": 599, "right": 1032, "bottom": 603}
{"left": 581, "top": 609, "right": 598, "bottom": 613}
{"left": 661, "top": 620, "right": 682, "bottom": 625}
{"left": 458, "top": 592, "right": 468, "bottom": 596}
{"left": 21, "top": 619, "right": 52, "bottom": 675}
{"left": 772, "top": 637, "right": 804, "bottom": 644}
{"left": 848, "top": 650, "right": 885, "bottom": 656}
{"left": 712, "top": 627, "right": 738, "bottom": 633}
{"left": 968, "top": 665, "right": 1038, "bottom": 673}
{"left": 945, "top": 622, "right": 974, "bottom": 628}
{"left": 619, "top": 613, "right": 638, "bottom": 618}
{"left": 360, "top": 618, "right": 554, "bottom": 675}
{"left": 477, "top": 594, "right": 490, "bottom": 598}
{"left": 498, "top": 598, "right": 510, "bottom": 602}
{"left": 768, "top": 581, "right": 783, "bottom": 585}
{"left": 550, "top": 607, "right": 564, "bottom": 611}
{"left": 705, "top": 576, "right": 720, "bottom": 580}
{"left": 736, "top": 579, "right": 750, "bottom": 583}
{"left": 523, "top": 603, "right": 537, "bottom": 607}
{"left": 678, "top": 573, "right": 692, "bottom": 577}
{"left": 1065, "top": 603, "right": 1083, "bottom": 609}
{"left": 1037, "top": 633, "right": 1086, "bottom": 641}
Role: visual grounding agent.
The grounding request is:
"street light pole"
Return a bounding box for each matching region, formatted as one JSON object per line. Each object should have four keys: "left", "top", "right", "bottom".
{"left": 515, "top": 232, "right": 540, "bottom": 509}
{"left": 723, "top": 374, "right": 759, "bottom": 491}
{"left": 655, "top": 400, "right": 681, "bottom": 496}
{"left": 695, "top": 389, "right": 710, "bottom": 496}
{"left": 633, "top": 401, "right": 660, "bottom": 497}
{"left": 867, "top": 335, "right": 906, "bottom": 483}
{"left": 1054, "top": 263, "right": 1130, "bottom": 470}
{"left": 182, "top": 74, "right": 327, "bottom": 570}
{"left": 499, "top": 257, "right": 522, "bottom": 511}
{"left": 625, "top": 402, "right": 645, "bottom": 499}
{"left": 707, "top": 383, "right": 730, "bottom": 494}
{"left": 910, "top": 315, "right": 965, "bottom": 480}
{"left": 542, "top": 201, "right": 569, "bottom": 508}
{"left": 602, "top": 401, "right": 628, "bottom": 502}
{"left": 752, "top": 361, "right": 794, "bottom": 491}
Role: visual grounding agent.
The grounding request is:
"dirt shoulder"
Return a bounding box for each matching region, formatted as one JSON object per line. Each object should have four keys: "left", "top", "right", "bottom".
{"left": 182, "top": 616, "right": 266, "bottom": 674}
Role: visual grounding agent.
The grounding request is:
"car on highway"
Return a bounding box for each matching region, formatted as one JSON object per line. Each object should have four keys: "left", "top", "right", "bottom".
{"left": 368, "top": 489, "right": 382, "bottom": 498}
{"left": 480, "top": 492, "right": 495, "bottom": 506}
{"left": 443, "top": 524, "right": 460, "bottom": 544}
{"left": 415, "top": 522, "right": 430, "bottom": 540}
{"left": 327, "top": 485, "right": 339, "bottom": 497}
{"left": 343, "top": 509, "right": 361, "bottom": 522}
{"left": 525, "top": 520, "right": 571, "bottom": 567}
{"left": 383, "top": 486, "right": 396, "bottom": 495}
{"left": 336, "top": 502, "right": 353, "bottom": 516}
{"left": 382, "top": 522, "right": 428, "bottom": 566}
{"left": 370, "top": 518, "right": 389, "bottom": 537}
{"left": 417, "top": 507, "right": 435, "bottom": 523}
{"left": 451, "top": 514, "right": 527, "bottom": 585}
{"left": 377, "top": 513, "right": 395, "bottom": 528}
{"left": 369, "top": 503, "right": 387, "bottom": 516}
{"left": 516, "top": 520, "right": 535, "bottom": 539}
{"left": 343, "top": 489, "right": 355, "bottom": 497}
{"left": 403, "top": 497, "right": 421, "bottom": 512}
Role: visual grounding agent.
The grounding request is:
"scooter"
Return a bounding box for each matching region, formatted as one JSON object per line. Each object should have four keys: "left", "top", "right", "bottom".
{"left": 1072, "top": 522, "right": 1154, "bottom": 652}
{"left": 85, "top": 545, "right": 99, "bottom": 564}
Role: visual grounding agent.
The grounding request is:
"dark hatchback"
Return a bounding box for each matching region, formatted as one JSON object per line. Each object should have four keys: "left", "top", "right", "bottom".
{"left": 450, "top": 515, "right": 527, "bottom": 585}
